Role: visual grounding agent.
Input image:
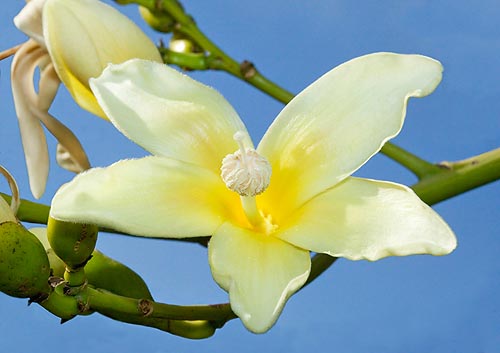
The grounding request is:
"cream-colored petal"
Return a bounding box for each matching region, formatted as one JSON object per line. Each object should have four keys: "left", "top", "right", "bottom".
{"left": 51, "top": 156, "right": 244, "bottom": 238}
{"left": 14, "top": 0, "right": 46, "bottom": 47}
{"left": 43, "top": 0, "right": 162, "bottom": 118}
{"left": 276, "top": 177, "right": 457, "bottom": 261}
{"left": 11, "top": 40, "right": 50, "bottom": 199}
{"left": 209, "top": 222, "right": 310, "bottom": 333}
{"left": 258, "top": 53, "right": 443, "bottom": 221}
{"left": 90, "top": 59, "right": 252, "bottom": 173}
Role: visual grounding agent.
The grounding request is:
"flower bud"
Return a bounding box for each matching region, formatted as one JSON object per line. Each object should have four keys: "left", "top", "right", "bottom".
{"left": 85, "top": 250, "right": 153, "bottom": 299}
{"left": 138, "top": 6, "right": 175, "bottom": 33}
{"left": 0, "top": 222, "right": 50, "bottom": 298}
{"left": 47, "top": 217, "right": 98, "bottom": 269}
{"left": 43, "top": 0, "right": 163, "bottom": 118}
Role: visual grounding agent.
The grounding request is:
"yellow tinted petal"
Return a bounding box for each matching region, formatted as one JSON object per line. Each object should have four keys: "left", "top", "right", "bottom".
{"left": 276, "top": 177, "right": 457, "bottom": 261}
{"left": 90, "top": 59, "right": 252, "bottom": 173}
{"left": 209, "top": 222, "right": 310, "bottom": 333}
{"left": 258, "top": 53, "right": 442, "bottom": 221}
{"left": 43, "top": 0, "right": 162, "bottom": 118}
{"left": 51, "top": 156, "right": 244, "bottom": 238}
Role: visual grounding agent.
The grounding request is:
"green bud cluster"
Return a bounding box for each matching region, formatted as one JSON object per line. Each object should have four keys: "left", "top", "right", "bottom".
{"left": 33, "top": 225, "right": 153, "bottom": 300}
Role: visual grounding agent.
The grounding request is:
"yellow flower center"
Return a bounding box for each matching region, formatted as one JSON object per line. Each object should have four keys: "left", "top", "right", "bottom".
{"left": 221, "top": 132, "right": 275, "bottom": 233}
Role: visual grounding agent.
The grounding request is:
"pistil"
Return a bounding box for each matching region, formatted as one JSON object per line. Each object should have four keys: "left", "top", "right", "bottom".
{"left": 221, "top": 131, "right": 273, "bottom": 232}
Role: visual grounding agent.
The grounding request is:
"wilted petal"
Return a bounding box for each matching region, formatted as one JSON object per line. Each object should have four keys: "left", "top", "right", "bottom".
{"left": 37, "top": 60, "right": 60, "bottom": 111}
{"left": 258, "top": 53, "right": 443, "bottom": 221}
{"left": 55, "top": 144, "right": 87, "bottom": 173}
{"left": 43, "top": 0, "right": 163, "bottom": 118}
{"left": 276, "top": 177, "right": 457, "bottom": 261}
{"left": 90, "top": 59, "right": 252, "bottom": 173}
{"left": 209, "top": 222, "right": 310, "bottom": 333}
{"left": 11, "top": 40, "right": 50, "bottom": 198}
{"left": 51, "top": 156, "right": 245, "bottom": 238}
{"left": 37, "top": 109, "right": 91, "bottom": 175}
{"left": 37, "top": 62, "right": 91, "bottom": 173}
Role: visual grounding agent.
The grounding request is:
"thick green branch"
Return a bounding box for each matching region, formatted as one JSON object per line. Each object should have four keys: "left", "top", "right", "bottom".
{"left": 411, "top": 148, "right": 500, "bottom": 205}
{"left": 82, "top": 286, "right": 236, "bottom": 336}
{"left": 85, "top": 286, "right": 236, "bottom": 321}
{"left": 1, "top": 193, "right": 49, "bottom": 223}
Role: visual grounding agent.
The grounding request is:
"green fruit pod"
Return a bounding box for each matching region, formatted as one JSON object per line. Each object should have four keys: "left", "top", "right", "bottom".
{"left": 47, "top": 217, "right": 98, "bottom": 269}
{"left": 0, "top": 222, "right": 50, "bottom": 298}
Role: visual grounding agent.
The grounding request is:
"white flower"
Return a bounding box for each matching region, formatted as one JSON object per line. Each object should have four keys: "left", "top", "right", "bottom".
{"left": 51, "top": 54, "right": 457, "bottom": 333}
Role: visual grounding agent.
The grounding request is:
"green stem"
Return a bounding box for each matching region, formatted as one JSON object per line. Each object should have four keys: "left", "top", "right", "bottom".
{"left": 0, "top": 193, "right": 49, "bottom": 223}
{"left": 411, "top": 148, "right": 500, "bottom": 205}
{"left": 39, "top": 284, "right": 220, "bottom": 338}
{"left": 381, "top": 142, "right": 442, "bottom": 179}
{"left": 158, "top": 48, "right": 208, "bottom": 70}
{"left": 84, "top": 286, "right": 235, "bottom": 321}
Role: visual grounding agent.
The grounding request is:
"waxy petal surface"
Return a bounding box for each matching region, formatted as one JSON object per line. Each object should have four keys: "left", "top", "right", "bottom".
{"left": 209, "top": 222, "right": 310, "bottom": 333}
{"left": 276, "top": 177, "right": 457, "bottom": 261}
{"left": 43, "top": 0, "right": 162, "bottom": 118}
{"left": 258, "top": 53, "right": 443, "bottom": 221}
{"left": 90, "top": 59, "right": 252, "bottom": 173}
{"left": 51, "top": 156, "right": 244, "bottom": 238}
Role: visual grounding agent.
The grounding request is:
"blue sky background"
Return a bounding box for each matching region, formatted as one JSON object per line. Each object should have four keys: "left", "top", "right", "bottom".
{"left": 1, "top": 1, "right": 499, "bottom": 352}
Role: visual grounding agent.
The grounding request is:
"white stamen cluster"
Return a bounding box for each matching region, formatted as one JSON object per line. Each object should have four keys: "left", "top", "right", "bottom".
{"left": 221, "top": 148, "right": 272, "bottom": 197}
